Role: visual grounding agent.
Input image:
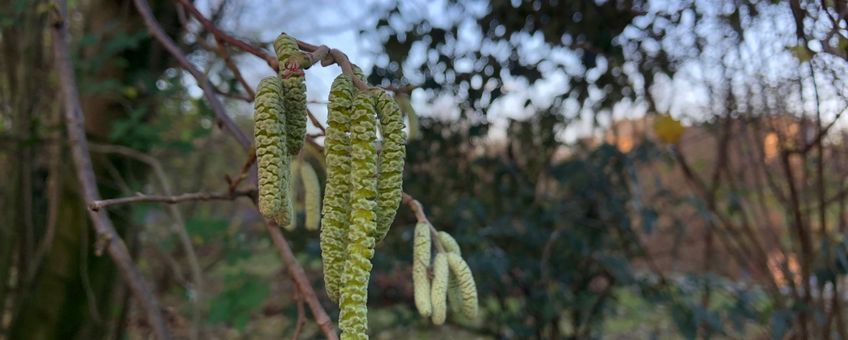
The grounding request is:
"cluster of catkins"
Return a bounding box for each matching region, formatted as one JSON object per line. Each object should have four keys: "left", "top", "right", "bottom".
{"left": 413, "top": 222, "right": 478, "bottom": 325}
{"left": 255, "top": 32, "right": 472, "bottom": 339}
{"left": 320, "top": 67, "right": 408, "bottom": 339}
{"left": 254, "top": 33, "right": 321, "bottom": 231}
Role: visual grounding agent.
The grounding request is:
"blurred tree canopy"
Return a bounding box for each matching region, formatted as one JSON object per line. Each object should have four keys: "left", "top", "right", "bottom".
{"left": 367, "top": 0, "right": 673, "bottom": 114}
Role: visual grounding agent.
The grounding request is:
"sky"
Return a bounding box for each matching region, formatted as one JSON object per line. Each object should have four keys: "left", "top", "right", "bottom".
{"left": 189, "top": 0, "right": 848, "bottom": 144}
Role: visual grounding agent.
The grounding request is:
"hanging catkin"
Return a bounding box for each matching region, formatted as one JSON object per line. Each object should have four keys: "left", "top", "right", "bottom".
{"left": 300, "top": 162, "right": 321, "bottom": 231}
{"left": 372, "top": 90, "right": 406, "bottom": 243}
{"left": 412, "top": 222, "right": 432, "bottom": 317}
{"left": 321, "top": 74, "right": 355, "bottom": 303}
{"left": 338, "top": 91, "right": 378, "bottom": 340}
{"left": 254, "top": 77, "right": 290, "bottom": 225}
{"left": 430, "top": 253, "right": 449, "bottom": 325}
{"left": 446, "top": 253, "right": 478, "bottom": 319}
{"left": 274, "top": 33, "right": 308, "bottom": 156}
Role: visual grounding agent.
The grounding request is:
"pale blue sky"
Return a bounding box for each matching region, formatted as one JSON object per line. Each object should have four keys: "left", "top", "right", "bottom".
{"left": 188, "top": 0, "right": 847, "bottom": 144}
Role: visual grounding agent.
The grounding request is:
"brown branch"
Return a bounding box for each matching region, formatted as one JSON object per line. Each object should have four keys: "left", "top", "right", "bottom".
{"left": 134, "top": 0, "right": 251, "bottom": 150}
{"left": 215, "top": 37, "right": 255, "bottom": 100}
{"left": 264, "top": 221, "right": 338, "bottom": 339}
{"left": 50, "top": 3, "right": 171, "bottom": 339}
{"left": 307, "top": 110, "right": 327, "bottom": 134}
{"left": 90, "top": 189, "right": 254, "bottom": 211}
{"left": 177, "top": 0, "right": 370, "bottom": 91}
{"left": 291, "top": 282, "right": 306, "bottom": 340}
{"left": 175, "top": 0, "right": 279, "bottom": 71}
{"left": 89, "top": 142, "right": 206, "bottom": 340}
{"left": 402, "top": 193, "right": 428, "bottom": 223}
{"left": 226, "top": 148, "right": 257, "bottom": 193}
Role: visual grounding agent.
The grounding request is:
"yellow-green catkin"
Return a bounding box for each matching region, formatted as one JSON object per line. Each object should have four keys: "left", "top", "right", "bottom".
{"left": 301, "top": 162, "right": 321, "bottom": 231}
{"left": 274, "top": 33, "right": 307, "bottom": 156}
{"left": 321, "top": 74, "right": 355, "bottom": 303}
{"left": 372, "top": 90, "right": 406, "bottom": 242}
{"left": 446, "top": 253, "right": 478, "bottom": 319}
{"left": 430, "top": 253, "right": 449, "bottom": 325}
{"left": 438, "top": 231, "right": 461, "bottom": 255}
{"left": 412, "top": 222, "right": 432, "bottom": 317}
{"left": 254, "top": 76, "right": 288, "bottom": 222}
{"left": 395, "top": 93, "right": 419, "bottom": 140}
{"left": 279, "top": 157, "right": 297, "bottom": 230}
{"left": 339, "top": 91, "right": 378, "bottom": 340}
{"left": 438, "top": 231, "right": 463, "bottom": 314}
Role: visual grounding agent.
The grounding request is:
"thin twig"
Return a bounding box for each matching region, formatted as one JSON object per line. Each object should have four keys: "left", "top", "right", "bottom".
{"left": 135, "top": 0, "right": 251, "bottom": 150}
{"left": 214, "top": 36, "right": 255, "bottom": 100}
{"left": 90, "top": 189, "right": 254, "bottom": 211}
{"left": 264, "top": 221, "right": 338, "bottom": 339}
{"left": 291, "top": 281, "right": 306, "bottom": 340}
{"left": 89, "top": 142, "right": 209, "bottom": 340}
{"left": 177, "top": 0, "right": 370, "bottom": 91}
{"left": 226, "top": 148, "right": 257, "bottom": 193}
{"left": 307, "top": 110, "right": 327, "bottom": 134}
{"left": 175, "top": 0, "right": 279, "bottom": 71}
{"left": 136, "top": 2, "right": 338, "bottom": 337}
{"left": 50, "top": 3, "right": 171, "bottom": 339}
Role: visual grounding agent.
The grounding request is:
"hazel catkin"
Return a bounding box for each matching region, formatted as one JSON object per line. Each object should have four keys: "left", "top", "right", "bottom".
{"left": 372, "top": 90, "right": 406, "bottom": 243}
{"left": 338, "top": 91, "right": 379, "bottom": 339}
{"left": 412, "top": 222, "right": 432, "bottom": 317}
{"left": 446, "top": 253, "right": 478, "bottom": 319}
{"left": 254, "top": 77, "right": 290, "bottom": 224}
{"left": 430, "top": 253, "right": 450, "bottom": 325}
{"left": 320, "top": 74, "right": 355, "bottom": 303}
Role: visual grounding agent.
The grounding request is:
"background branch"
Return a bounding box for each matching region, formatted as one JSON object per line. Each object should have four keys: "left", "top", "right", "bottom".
{"left": 50, "top": 2, "right": 171, "bottom": 339}
{"left": 90, "top": 189, "right": 254, "bottom": 211}
{"left": 135, "top": 0, "right": 338, "bottom": 337}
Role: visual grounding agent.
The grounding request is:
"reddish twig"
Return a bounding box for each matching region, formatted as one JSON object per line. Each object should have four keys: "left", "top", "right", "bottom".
{"left": 291, "top": 281, "right": 306, "bottom": 340}
{"left": 135, "top": 0, "right": 251, "bottom": 150}
{"left": 215, "top": 36, "right": 256, "bottom": 100}
{"left": 264, "top": 221, "right": 338, "bottom": 340}
{"left": 50, "top": 2, "right": 171, "bottom": 339}
{"left": 177, "top": 0, "right": 370, "bottom": 91}
{"left": 89, "top": 189, "right": 255, "bottom": 211}
{"left": 307, "top": 110, "right": 327, "bottom": 134}
{"left": 175, "top": 0, "right": 279, "bottom": 71}
{"left": 227, "top": 148, "right": 257, "bottom": 193}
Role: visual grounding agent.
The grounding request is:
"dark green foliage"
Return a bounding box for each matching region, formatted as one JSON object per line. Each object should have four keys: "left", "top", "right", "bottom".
{"left": 374, "top": 111, "right": 648, "bottom": 338}
{"left": 208, "top": 272, "right": 270, "bottom": 331}
{"left": 367, "top": 0, "right": 677, "bottom": 113}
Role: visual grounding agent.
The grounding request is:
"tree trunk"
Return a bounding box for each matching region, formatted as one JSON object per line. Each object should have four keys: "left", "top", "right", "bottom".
{"left": 2, "top": 0, "right": 179, "bottom": 338}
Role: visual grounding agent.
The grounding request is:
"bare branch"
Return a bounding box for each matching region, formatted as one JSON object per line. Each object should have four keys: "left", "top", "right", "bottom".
{"left": 264, "top": 222, "right": 338, "bottom": 339}
{"left": 175, "top": 0, "right": 279, "bottom": 71}
{"left": 90, "top": 189, "right": 254, "bottom": 211}
{"left": 90, "top": 142, "right": 206, "bottom": 340}
{"left": 135, "top": 2, "right": 339, "bottom": 338}
{"left": 135, "top": 0, "right": 251, "bottom": 150}
{"left": 50, "top": 2, "right": 171, "bottom": 339}
{"left": 291, "top": 282, "right": 306, "bottom": 340}
{"left": 176, "top": 0, "right": 370, "bottom": 91}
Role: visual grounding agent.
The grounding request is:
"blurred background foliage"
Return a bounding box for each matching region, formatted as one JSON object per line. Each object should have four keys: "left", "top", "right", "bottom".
{"left": 2, "top": 0, "right": 848, "bottom": 339}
